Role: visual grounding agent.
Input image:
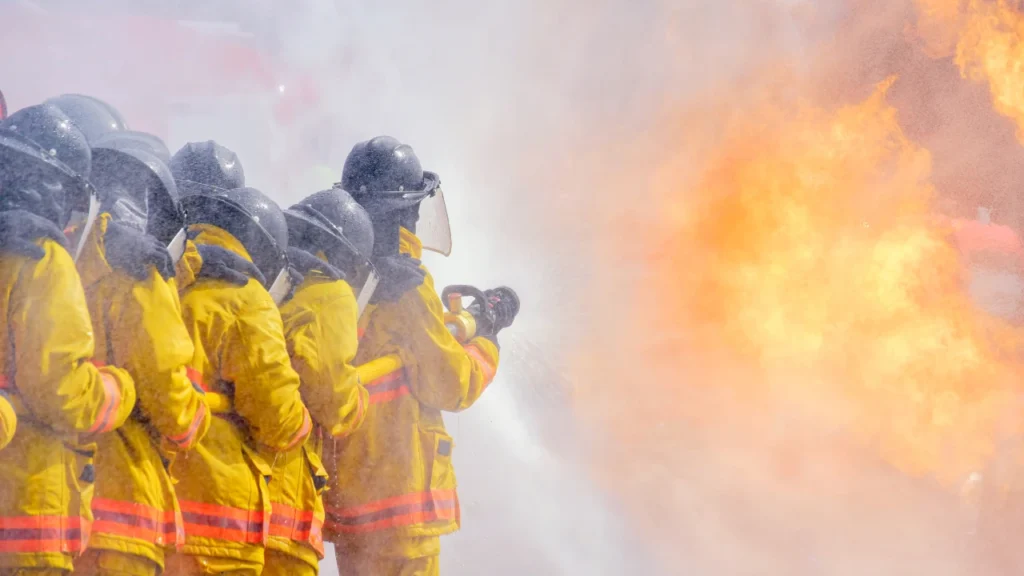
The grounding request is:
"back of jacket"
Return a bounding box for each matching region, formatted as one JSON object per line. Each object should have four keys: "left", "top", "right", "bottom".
{"left": 0, "top": 238, "right": 135, "bottom": 571}
{"left": 270, "top": 271, "right": 368, "bottom": 568}
{"left": 174, "top": 224, "right": 312, "bottom": 566}
{"left": 76, "top": 216, "right": 210, "bottom": 569}
{"left": 324, "top": 228, "right": 499, "bottom": 556}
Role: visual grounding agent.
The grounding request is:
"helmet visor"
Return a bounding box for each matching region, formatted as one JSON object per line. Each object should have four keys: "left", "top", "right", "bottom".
{"left": 166, "top": 227, "right": 188, "bottom": 264}
{"left": 416, "top": 187, "right": 452, "bottom": 256}
{"left": 67, "top": 188, "right": 101, "bottom": 262}
{"left": 268, "top": 267, "right": 296, "bottom": 305}
{"left": 355, "top": 265, "right": 381, "bottom": 318}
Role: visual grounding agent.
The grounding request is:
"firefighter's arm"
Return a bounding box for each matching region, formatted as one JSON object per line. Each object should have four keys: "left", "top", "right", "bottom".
{"left": 291, "top": 284, "right": 367, "bottom": 437}
{"left": 224, "top": 291, "right": 311, "bottom": 451}
{"left": 11, "top": 240, "right": 136, "bottom": 435}
{"left": 0, "top": 392, "right": 15, "bottom": 450}
{"left": 398, "top": 275, "right": 499, "bottom": 412}
{"left": 121, "top": 269, "right": 209, "bottom": 451}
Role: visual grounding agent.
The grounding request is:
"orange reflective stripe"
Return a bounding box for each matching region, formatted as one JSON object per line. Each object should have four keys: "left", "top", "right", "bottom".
{"left": 92, "top": 498, "right": 179, "bottom": 547}
{"left": 185, "top": 366, "right": 207, "bottom": 392}
{"left": 268, "top": 502, "right": 322, "bottom": 554}
{"left": 465, "top": 344, "right": 497, "bottom": 386}
{"left": 281, "top": 408, "right": 312, "bottom": 451}
{"left": 166, "top": 400, "right": 207, "bottom": 449}
{"left": 365, "top": 371, "right": 410, "bottom": 404}
{"left": 324, "top": 490, "right": 458, "bottom": 534}
{"left": 0, "top": 515, "right": 87, "bottom": 553}
{"left": 87, "top": 370, "right": 122, "bottom": 434}
{"left": 0, "top": 375, "right": 9, "bottom": 389}
{"left": 179, "top": 500, "right": 265, "bottom": 545}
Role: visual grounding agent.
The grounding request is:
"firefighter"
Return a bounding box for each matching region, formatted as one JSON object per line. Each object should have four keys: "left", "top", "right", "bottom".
{"left": 169, "top": 140, "right": 245, "bottom": 198}
{"left": 325, "top": 137, "right": 519, "bottom": 576}
{"left": 0, "top": 106, "right": 137, "bottom": 575}
{"left": 69, "top": 134, "right": 212, "bottom": 576}
{"left": 45, "top": 93, "right": 127, "bottom": 144}
{"left": 260, "top": 189, "right": 376, "bottom": 576}
{"left": 164, "top": 186, "right": 313, "bottom": 576}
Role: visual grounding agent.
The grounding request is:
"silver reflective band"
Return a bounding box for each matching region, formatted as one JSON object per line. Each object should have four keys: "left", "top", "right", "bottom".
{"left": 166, "top": 228, "right": 188, "bottom": 264}
{"left": 71, "top": 193, "right": 101, "bottom": 263}
{"left": 268, "top": 268, "right": 294, "bottom": 305}
{"left": 356, "top": 268, "right": 381, "bottom": 318}
{"left": 416, "top": 188, "right": 452, "bottom": 257}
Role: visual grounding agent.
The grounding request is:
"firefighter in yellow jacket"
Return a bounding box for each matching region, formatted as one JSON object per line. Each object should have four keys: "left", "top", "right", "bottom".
{"left": 166, "top": 186, "right": 313, "bottom": 576}
{"left": 325, "top": 137, "right": 519, "bottom": 576}
{"left": 67, "top": 131, "right": 212, "bottom": 576}
{"left": 0, "top": 107, "right": 137, "bottom": 575}
{"left": 261, "top": 189, "right": 376, "bottom": 576}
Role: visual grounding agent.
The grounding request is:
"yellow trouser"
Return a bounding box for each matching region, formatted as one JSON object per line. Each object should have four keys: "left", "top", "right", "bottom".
{"left": 75, "top": 550, "right": 158, "bottom": 576}
{"left": 334, "top": 550, "right": 439, "bottom": 576}
{"left": 261, "top": 550, "right": 316, "bottom": 576}
{"left": 162, "top": 554, "right": 262, "bottom": 576}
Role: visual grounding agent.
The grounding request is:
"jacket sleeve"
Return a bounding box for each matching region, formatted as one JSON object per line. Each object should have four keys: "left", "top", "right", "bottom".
{"left": 10, "top": 239, "right": 136, "bottom": 435}
{"left": 290, "top": 283, "right": 367, "bottom": 438}
{"left": 222, "top": 289, "right": 312, "bottom": 451}
{"left": 0, "top": 392, "right": 15, "bottom": 450}
{"left": 391, "top": 272, "right": 500, "bottom": 412}
{"left": 118, "top": 268, "right": 210, "bottom": 451}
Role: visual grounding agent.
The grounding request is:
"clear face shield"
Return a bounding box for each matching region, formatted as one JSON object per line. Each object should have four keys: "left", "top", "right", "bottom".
{"left": 267, "top": 266, "right": 295, "bottom": 305}
{"left": 166, "top": 227, "right": 188, "bottom": 263}
{"left": 353, "top": 262, "right": 381, "bottom": 318}
{"left": 65, "top": 186, "right": 101, "bottom": 263}
{"left": 415, "top": 187, "right": 452, "bottom": 256}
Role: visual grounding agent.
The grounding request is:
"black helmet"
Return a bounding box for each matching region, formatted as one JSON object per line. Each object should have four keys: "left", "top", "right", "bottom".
{"left": 0, "top": 129, "right": 90, "bottom": 228}
{"left": 285, "top": 188, "right": 374, "bottom": 278}
{"left": 170, "top": 141, "right": 245, "bottom": 197}
{"left": 45, "top": 94, "right": 127, "bottom": 144}
{"left": 181, "top": 186, "right": 287, "bottom": 284}
{"left": 92, "top": 130, "right": 171, "bottom": 164}
{"left": 91, "top": 145, "right": 181, "bottom": 244}
{"left": 341, "top": 135, "right": 440, "bottom": 216}
{"left": 1, "top": 104, "right": 92, "bottom": 181}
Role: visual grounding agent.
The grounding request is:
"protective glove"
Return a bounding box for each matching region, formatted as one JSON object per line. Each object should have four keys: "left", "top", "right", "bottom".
{"left": 0, "top": 209, "right": 68, "bottom": 260}
{"left": 371, "top": 253, "right": 426, "bottom": 303}
{"left": 196, "top": 244, "right": 266, "bottom": 286}
{"left": 286, "top": 247, "right": 344, "bottom": 282}
{"left": 104, "top": 221, "right": 175, "bottom": 281}
{"left": 472, "top": 286, "right": 521, "bottom": 344}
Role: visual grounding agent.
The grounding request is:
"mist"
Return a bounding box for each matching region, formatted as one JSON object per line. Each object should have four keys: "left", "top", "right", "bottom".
{"left": 7, "top": 0, "right": 1024, "bottom": 574}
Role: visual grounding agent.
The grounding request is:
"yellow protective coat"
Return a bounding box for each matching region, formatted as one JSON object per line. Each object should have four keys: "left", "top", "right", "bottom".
{"left": 75, "top": 216, "right": 211, "bottom": 571}
{"left": 0, "top": 394, "right": 14, "bottom": 451}
{"left": 172, "top": 224, "right": 312, "bottom": 570}
{"left": 0, "top": 238, "right": 136, "bottom": 572}
{"left": 266, "top": 270, "right": 369, "bottom": 572}
{"left": 324, "top": 228, "right": 499, "bottom": 560}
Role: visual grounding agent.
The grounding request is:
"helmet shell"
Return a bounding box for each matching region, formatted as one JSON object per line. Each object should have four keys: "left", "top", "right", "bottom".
{"left": 45, "top": 94, "right": 127, "bottom": 144}
{"left": 285, "top": 187, "right": 374, "bottom": 276}
{"left": 0, "top": 129, "right": 88, "bottom": 228}
{"left": 181, "top": 186, "right": 287, "bottom": 284}
{"left": 341, "top": 136, "right": 439, "bottom": 216}
{"left": 1, "top": 104, "right": 92, "bottom": 180}
{"left": 91, "top": 145, "right": 181, "bottom": 243}
{"left": 92, "top": 130, "right": 171, "bottom": 164}
{"left": 170, "top": 141, "right": 245, "bottom": 197}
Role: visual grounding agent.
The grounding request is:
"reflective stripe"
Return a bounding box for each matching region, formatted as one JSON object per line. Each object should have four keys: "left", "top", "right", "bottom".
{"left": 87, "top": 370, "right": 122, "bottom": 434}
{"left": 185, "top": 366, "right": 207, "bottom": 392}
{"left": 281, "top": 408, "right": 312, "bottom": 451}
{"left": 324, "top": 490, "right": 458, "bottom": 534}
{"left": 0, "top": 515, "right": 87, "bottom": 553}
{"left": 269, "top": 502, "right": 324, "bottom": 555}
{"left": 365, "top": 371, "right": 410, "bottom": 405}
{"left": 178, "top": 500, "right": 265, "bottom": 544}
{"left": 166, "top": 400, "right": 207, "bottom": 449}
{"left": 92, "top": 498, "right": 181, "bottom": 547}
{"left": 465, "top": 344, "right": 497, "bottom": 386}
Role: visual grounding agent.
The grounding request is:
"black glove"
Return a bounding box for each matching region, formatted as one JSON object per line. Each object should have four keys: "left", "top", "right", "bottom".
{"left": 286, "top": 247, "right": 344, "bottom": 282}
{"left": 371, "top": 254, "right": 426, "bottom": 303}
{"left": 104, "top": 222, "right": 175, "bottom": 281}
{"left": 472, "top": 287, "right": 521, "bottom": 343}
{"left": 0, "top": 209, "right": 67, "bottom": 260}
{"left": 196, "top": 244, "right": 266, "bottom": 286}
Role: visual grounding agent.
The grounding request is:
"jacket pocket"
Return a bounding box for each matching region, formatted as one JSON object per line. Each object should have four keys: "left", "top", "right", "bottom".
{"left": 302, "top": 445, "right": 327, "bottom": 557}
{"left": 240, "top": 443, "right": 273, "bottom": 545}
{"left": 427, "top": 431, "right": 459, "bottom": 527}
{"left": 303, "top": 445, "right": 329, "bottom": 495}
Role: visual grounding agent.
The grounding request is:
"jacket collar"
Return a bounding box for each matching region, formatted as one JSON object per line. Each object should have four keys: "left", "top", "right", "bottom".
{"left": 399, "top": 227, "right": 422, "bottom": 259}
{"left": 189, "top": 224, "right": 255, "bottom": 263}
{"left": 76, "top": 213, "right": 113, "bottom": 289}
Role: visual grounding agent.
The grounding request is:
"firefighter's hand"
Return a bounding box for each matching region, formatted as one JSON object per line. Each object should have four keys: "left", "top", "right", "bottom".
{"left": 371, "top": 254, "right": 425, "bottom": 303}
{"left": 475, "top": 286, "right": 520, "bottom": 344}
{"left": 197, "top": 244, "right": 266, "bottom": 286}
{"left": 104, "top": 222, "right": 175, "bottom": 280}
{"left": 287, "top": 247, "right": 344, "bottom": 281}
{"left": 0, "top": 209, "right": 68, "bottom": 260}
